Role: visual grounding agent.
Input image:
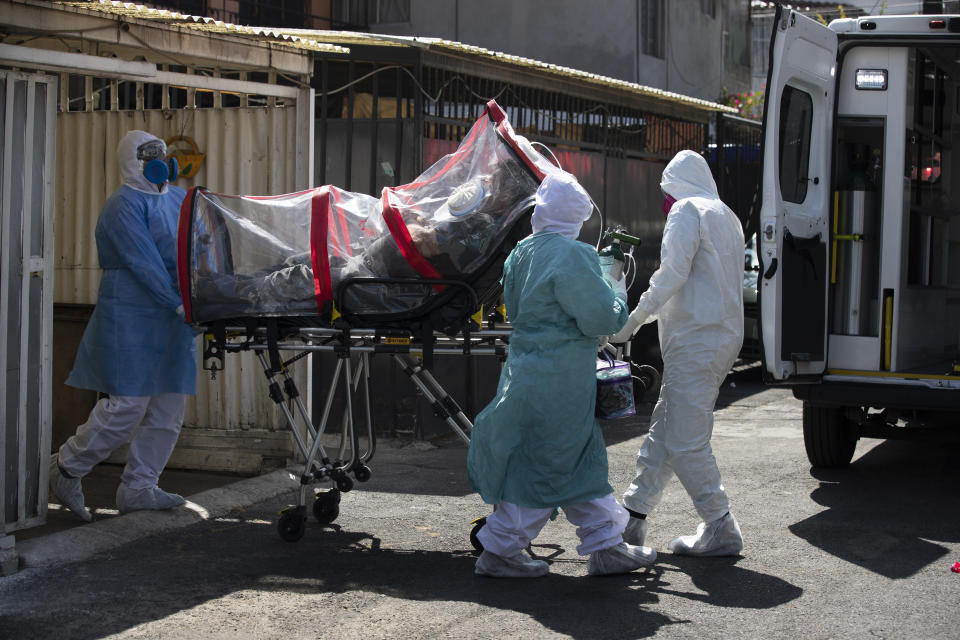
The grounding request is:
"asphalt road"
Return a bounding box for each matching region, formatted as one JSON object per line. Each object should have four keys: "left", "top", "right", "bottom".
{"left": 2, "top": 365, "right": 958, "bottom": 639}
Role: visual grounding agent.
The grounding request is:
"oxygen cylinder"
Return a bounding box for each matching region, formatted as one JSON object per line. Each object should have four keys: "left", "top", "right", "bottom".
{"left": 598, "top": 227, "right": 640, "bottom": 281}
{"left": 598, "top": 241, "right": 626, "bottom": 281}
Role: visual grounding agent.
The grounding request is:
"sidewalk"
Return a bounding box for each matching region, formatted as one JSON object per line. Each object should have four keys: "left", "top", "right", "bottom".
{"left": 11, "top": 438, "right": 448, "bottom": 571}
{"left": 13, "top": 462, "right": 296, "bottom": 569}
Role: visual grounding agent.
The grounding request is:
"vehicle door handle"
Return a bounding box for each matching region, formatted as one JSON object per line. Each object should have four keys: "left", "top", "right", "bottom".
{"left": 763, "top": 257, "right": 778, "bottom": 279}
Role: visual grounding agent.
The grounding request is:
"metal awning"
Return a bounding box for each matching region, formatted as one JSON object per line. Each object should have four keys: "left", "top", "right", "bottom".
{"left": 54, "top": 1, "right": 350, "bottom": 55}
{"left": 1, "top": 1, "right": 347, "bottom": 76}
{"left": 281, "top": 29, "right": 737, "bottom": 115}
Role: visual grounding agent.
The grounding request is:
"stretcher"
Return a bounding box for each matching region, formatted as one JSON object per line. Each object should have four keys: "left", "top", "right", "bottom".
{"left": 199, "top": 321, "right": 512, "bottom": 542}
{"left": 179, "top": 100, "right": 659, "bottom": 542}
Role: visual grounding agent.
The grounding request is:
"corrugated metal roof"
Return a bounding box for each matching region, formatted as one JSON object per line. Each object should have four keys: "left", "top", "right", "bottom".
{"left": 55, "top": 1, "right": 350, "bottom": 55}
{"left": 54, "top": 2, "right": 733, "bottom": 114}
{"left": 282, "top": 29, "right": 738, "bottom": 114}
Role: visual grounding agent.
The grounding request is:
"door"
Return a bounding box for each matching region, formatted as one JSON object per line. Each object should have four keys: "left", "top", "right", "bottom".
{"left": 758, "top": 7, "right": 837, "bottom": 382}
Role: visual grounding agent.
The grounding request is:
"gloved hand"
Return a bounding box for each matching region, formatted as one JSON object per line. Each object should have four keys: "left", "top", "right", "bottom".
{"left": 598, "top": 335, "right": 609, "bottom": 350}
{"left": 610, "top": 305, "right": 648, "bottom": 343}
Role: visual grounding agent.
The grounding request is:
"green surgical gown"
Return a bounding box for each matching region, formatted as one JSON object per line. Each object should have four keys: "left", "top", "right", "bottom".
{"left": 467, "top": 232, "right": 629, "bottom": 509}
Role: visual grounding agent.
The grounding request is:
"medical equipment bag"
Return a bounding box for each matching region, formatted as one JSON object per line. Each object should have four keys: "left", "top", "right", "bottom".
{"left": 596, "top": 351, "right": 636, "bottom": 420}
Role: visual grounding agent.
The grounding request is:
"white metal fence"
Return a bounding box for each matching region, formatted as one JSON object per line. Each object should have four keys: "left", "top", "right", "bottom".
{"left": 1, "top": 71, "right": 56, "bottom": 534}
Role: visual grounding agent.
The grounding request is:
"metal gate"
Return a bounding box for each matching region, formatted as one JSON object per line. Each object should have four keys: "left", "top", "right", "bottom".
{"left": 1, "top": 71, "right": 57, "bottom": 534}
{"left": 711, "top": 112, "right": 762, "bottom": 241}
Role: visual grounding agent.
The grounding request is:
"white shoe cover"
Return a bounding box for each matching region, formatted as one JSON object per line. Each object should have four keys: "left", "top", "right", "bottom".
{"left": 49, "top": 455, "right": 92, "bottom": 522}
{"left": 622, "top": 516, "right": 649, "bottom": 546}
{"left": 667, "top": 512, "right": 743, "bottom": 557}
{"left": 117, "top": 484, "right": 185, "bottom": 514}
{"left": 475, "top": 550, "right": 549, "bottom": 578}
{"left": 588, "top": 542, "right": 657, "bottom": 576}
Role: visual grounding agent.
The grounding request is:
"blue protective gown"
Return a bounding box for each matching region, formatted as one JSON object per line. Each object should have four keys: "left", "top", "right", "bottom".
{"left": 66, "top": 184, "right": 197, "bottom": 396}
{"left": 467, "top": 233, "right": 629, "bottom": 509}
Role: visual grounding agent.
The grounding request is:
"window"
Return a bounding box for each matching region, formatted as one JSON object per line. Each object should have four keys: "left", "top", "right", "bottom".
{"left": 375, "top": 0, "right": 411, "bottom": 23}
{"left": 239, "top": 0, "right": 311, "bottom": 28}
{"left": 778, "top": 85, "right": 813, "bottom": 203}
{"left": 640, "top": 0, "right": 664, "bottom": 59}
{"left": 905, "top": 50, "right": 953, "bottom": 287}
{"left": 343, "top": 0, "right": 410, "bottom": 25}
{"left": 752, "top": 17, "right": 773, "bottom": 80}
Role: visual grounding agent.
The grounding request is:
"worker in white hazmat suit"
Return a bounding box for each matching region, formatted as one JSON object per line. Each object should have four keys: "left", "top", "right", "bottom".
{"left": 467, "top": 169, "right": 657, "bottom": 577}
{"left": 50, "top": 131, "right": 196, "bottom": 521}
{"left": 609, "top": 150, "right": 745, "bottom": 556}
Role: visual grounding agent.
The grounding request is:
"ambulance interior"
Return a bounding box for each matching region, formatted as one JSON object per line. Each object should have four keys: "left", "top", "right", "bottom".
{"left": 828, "top": 45, "right": 960, "bottom": 377}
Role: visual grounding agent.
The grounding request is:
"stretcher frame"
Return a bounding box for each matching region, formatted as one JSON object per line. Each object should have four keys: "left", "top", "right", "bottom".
{"left": 200, "top": 312, "right": 511, "bottom": 542}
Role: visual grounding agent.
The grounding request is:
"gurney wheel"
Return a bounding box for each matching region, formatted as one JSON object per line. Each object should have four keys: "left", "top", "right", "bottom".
{"left": 353, "top": 464, "right": 372, "bottom": 482}
{"left": 469, "top": 517, "right": 487, "bottom": 555}
{"left": 313, "top": 489, "right": 341, "bottom": 525}
{"left": 335, "top": 475, "right": 354, "bottom": 492}
{"left": 278, "top": 507, "right": 306, "bottom": 542}
{"left": 633, "top": 364, "right": 661, "bottom": 403}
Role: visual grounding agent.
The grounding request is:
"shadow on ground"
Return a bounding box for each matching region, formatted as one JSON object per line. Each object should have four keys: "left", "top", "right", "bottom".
{"left": 715, "top": 362, "right": 766, "bottom": 409}
{"left": 789, "top": 438, "right": 960, "bottom": 579}
{"left": 1, "top": 520, "right": 802, "bottom": 640}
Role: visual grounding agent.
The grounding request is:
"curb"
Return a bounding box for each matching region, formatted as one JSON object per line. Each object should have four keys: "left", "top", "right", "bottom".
{"left": 17, "top": 468, "right": 297, "bottom": 568}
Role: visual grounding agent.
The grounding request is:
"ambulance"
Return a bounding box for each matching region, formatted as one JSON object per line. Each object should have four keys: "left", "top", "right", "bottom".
{"left": 760, "top": 7, "right": 960, "bottom": 467}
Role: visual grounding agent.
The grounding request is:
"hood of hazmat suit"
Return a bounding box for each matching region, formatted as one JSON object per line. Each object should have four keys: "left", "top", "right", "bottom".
{"left": 119, "top": 130, "right": 171, "bottom": 194}
{"left": 621, "top": 149, "right": 745, "bottom": 525}
{"left": 66, "top": 130, "right": 197, "bottom": 396}
{"left": 530, "top": 169, "right": 594, "bottom": 239}
{"left": 467, "top": 174, "right": 629, "bottom": 509}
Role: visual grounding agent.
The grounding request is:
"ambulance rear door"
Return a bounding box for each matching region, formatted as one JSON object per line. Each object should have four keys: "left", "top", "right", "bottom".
{"left": 759, "top": 7, "right": 837, "bottom": 382}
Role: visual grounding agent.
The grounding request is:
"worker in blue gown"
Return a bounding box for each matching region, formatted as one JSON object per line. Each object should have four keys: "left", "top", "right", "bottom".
{"left": 467, "top": 169, "right": 658, "bottom": 577}
{"left": 49, "top": 130, "right": 197, "bottom": 521}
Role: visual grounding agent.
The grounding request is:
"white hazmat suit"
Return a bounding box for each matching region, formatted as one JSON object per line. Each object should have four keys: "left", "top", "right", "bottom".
{"left": 612, "top": 150, "right": 745, "bottom": 556}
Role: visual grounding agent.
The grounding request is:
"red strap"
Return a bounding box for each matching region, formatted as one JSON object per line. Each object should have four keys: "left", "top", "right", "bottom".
{"left": 310, "top": 188, "right": 333, "bottom": 313}
{"left": 496, "top": 120, "right": 547, "bottom": 181}
{"left": 487, "top": 98, "right": 548, "bottom": 181}
{"left": 380, "top": 189, "right": 444, "bottom": 286}
{"left": 177, "top": 187, "right": 197, "bottom": 322}
{"left": 486, "top": 99, "right": 507, "bottom": 123}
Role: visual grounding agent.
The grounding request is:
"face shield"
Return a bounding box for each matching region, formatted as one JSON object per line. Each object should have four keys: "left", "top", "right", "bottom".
{"left": 137, "top": 139, "right": 179, "bottom": 185}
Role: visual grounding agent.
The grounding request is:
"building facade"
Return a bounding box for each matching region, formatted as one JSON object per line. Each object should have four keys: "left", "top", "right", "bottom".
{"left": 352, "top": 0, "right": 753, "bottom": 103}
